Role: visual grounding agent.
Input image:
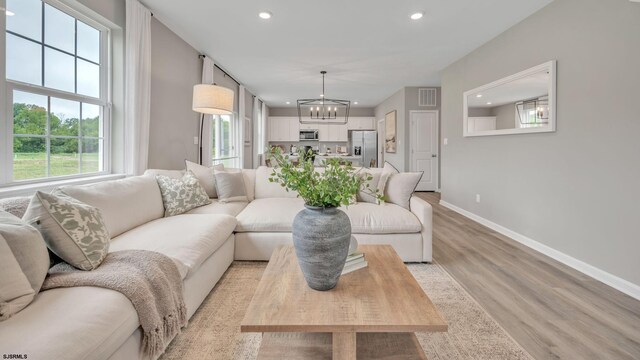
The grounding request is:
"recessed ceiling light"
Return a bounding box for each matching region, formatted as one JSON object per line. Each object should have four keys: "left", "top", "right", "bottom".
{"left": 286, "top": 101, "right": 290, "bottom": 105}
{"left": 476, "top": 94, "right": 482, "bottom": 98}
{"left": 486, "top": 102, "right": 492, "bottom": 105}
{"left": 320, "top": 94, "right": 325, "bottom": 97}
{"left": 258, "top": 11, "right": 272, "bottom": 19}
{"left": 410, "top": 12, "right": 424, "bottom": 20}
{"left": 6, "top": 10, "right": 15, "bottom": 16}
{"left": 354, "top": 101, "right": 358, "bottom": 105}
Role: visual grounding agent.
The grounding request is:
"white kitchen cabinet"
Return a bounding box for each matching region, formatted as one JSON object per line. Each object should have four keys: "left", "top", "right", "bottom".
{"left": 289, "top": 119, "right": 300, "bottom": 141}
{"left": 327, "top": 123, "right": 348, "bottom": 142}
{"left": 347, "top": 117, "right": 375, "bottom": 130}
{"left": 317, "top": 123, "right": 329, "bottom": 142}
{"left": 268, "top": 117, "right": 297, "bottom": 141}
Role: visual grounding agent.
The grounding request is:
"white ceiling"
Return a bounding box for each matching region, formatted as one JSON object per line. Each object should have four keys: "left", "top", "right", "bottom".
{"left": 142, "top": 0, "right": 553, "bottom": 108}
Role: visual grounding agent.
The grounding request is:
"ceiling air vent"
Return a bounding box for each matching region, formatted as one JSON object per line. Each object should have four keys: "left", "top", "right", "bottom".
{"left": 418, "top": 88, "right": 437, "bottom": 107}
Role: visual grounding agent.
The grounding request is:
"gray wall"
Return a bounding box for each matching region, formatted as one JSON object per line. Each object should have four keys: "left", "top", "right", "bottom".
{"left": 148, "top": 18, "right": 201, "bottom": 170}
{"left": 374, "top": 88, "right": 406, "bottom": 171}
{"left": 269, "top": 107, "right": 375, "bottom": 117}
{"left": 492, "top": 103, "right": 515, "bottom": 130}
{"left": 440, "top": 0, "right": 640, "bottom": 286}
{"left": 374, "top": 87, "right": 441, "bottom": 172}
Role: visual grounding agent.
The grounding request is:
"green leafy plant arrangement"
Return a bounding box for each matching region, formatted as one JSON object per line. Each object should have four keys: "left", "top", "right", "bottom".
{"left": 268, "top": 147, "right": 383, "bottom": 208}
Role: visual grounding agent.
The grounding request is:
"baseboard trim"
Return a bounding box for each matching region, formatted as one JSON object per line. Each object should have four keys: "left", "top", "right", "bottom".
{"left": 439, "top": 200, "right": 640, "bottom": 301}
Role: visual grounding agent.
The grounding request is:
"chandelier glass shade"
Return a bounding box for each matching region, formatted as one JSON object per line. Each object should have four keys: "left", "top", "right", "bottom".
{"left": 298, "top": 71, "right": 350, "bottom": 125}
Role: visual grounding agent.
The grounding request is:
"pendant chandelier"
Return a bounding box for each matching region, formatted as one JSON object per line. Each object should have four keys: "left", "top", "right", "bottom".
{"left": 297, "top": 71, "right": 350, "bottom": 125}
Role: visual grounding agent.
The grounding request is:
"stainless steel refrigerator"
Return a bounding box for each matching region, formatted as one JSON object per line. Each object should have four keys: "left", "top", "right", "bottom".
{"left": 351, "top": 131, "right": 377, "bottom": 168}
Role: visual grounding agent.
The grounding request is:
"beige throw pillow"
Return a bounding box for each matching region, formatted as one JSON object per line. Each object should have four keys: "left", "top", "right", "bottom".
{"left": 384, "top": 172, "right": 424, "bottom": 210}
{"left": 156, "top": 170, "right": 211, "bottom": 216}
{"left": 185, "top": 160, "right": 224, "bottom": 198}
{"left": 0, "top": 211, "right": 49, "bottom": 321}
{"left": 23, "top": 191, "right": 110, "bottom": 271}
{"left": 357, "top": 170, "right": 382, "bottom": 204}
{"left": 214, "top": 170, "right": 248, "bottom": 203}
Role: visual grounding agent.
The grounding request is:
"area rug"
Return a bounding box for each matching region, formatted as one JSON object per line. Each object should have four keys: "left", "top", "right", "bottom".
{"left": 161, "top": 261, "right": 533, "bottom": 360}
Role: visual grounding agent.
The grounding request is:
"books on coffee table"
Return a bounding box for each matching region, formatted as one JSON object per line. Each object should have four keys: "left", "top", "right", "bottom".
{"left": 342, "top": 250, "right": 368, "bottom": 275}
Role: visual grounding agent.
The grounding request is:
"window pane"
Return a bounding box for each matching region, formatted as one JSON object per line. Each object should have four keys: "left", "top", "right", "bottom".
{"left": 81, "top": 103, "right": 101, "bottom": 137}
{"left": 77, "top": 59, "right": 100, "bottom": 98}
{"left": 77, "top": 21, "right": 100, "bottom": 63}
{"left": 50, "top": 98, "right": 80, "bottom": 136}
{"left": 44, "top": 48, "right": 75, "bottom": 93}
{"left": 82, "top": 138, "right": 102, "bottom": 173}
{"left": 13, "top": 137, "right": 47, "bottom": 181}
{"left": 44, "top": 4, "right": 75, "bottom": 54}
{"left": 6, "top": 34, "right": 42, "bottom": 86}
{"left": 13, "top": 91, "right": 48, "bottom": 136}
{"left": 6, "top": 0, "right": 42, "bottom": 41}
{"left": 50, "top": 138, "right": 79, "bottom": 177}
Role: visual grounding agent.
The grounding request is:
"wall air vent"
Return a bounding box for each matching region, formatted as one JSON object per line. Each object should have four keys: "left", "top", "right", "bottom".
{"left": 418, "top": 88, "right": 437, "bottom": 107}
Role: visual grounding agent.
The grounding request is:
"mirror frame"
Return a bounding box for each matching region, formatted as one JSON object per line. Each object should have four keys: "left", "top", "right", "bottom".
{"left": 463, "top": 60, "right": 557, "bottom": 137}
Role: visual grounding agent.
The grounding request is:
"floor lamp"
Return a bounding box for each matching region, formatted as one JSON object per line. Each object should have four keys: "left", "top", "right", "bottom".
{"left": 192, "top": 84, "right": 234, "bottom": 165}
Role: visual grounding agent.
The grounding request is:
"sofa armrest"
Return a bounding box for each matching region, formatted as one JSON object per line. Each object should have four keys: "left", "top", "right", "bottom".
{"left": 410, "top": 196, "right": 433, "bottom": 262}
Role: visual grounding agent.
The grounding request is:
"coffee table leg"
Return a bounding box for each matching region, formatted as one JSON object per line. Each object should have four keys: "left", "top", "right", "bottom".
{"left": 332, "top": 332, "right": 356, "bottom": 360}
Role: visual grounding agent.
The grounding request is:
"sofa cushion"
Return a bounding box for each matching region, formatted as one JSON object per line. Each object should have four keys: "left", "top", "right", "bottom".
{"left": 144, "top": 169, "right": 185, "bottom": 179}
{"left": 235, "top": 198, "right": 304, "bottom": 232}
{"left": 340, "top": 202, "right": 422, "bottom": 234}
{"left": 110, "top": 214, "right": 237, "bottom": 278}
{"left": 0, "top": 286, "right": 139, "bottom": 360}
{"left": 254, "top": 166, "right": 299, "bottom": 199}
{"left": 57, "top": 176, "right": 164, "bottom": 238}
{"left": 186, "top": 200, "right": 248, "bottom": 217}
{"left": 23, "top": 191, "right": 110, "bottom": 271}
{"left": 236, "top": 198, "right": 421, "bottom": 234}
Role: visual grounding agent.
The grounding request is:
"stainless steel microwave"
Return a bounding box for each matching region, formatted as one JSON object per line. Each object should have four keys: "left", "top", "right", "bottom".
{"left": 299, "top": 130, "right": 319, "bottom": 141}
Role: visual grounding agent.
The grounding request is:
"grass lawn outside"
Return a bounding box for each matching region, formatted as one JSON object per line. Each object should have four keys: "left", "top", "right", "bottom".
{"left": 13, "top": 152, "right": 100, "bottom": 181}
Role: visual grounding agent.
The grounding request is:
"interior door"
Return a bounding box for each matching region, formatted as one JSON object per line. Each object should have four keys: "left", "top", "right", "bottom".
{"left": 410, "top": 111, "right": 438, "bottom": 191}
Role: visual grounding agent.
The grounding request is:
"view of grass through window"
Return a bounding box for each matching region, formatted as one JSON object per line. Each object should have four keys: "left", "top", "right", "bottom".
{"left": 13, "top": 91, "right": 103, "bottom": 181}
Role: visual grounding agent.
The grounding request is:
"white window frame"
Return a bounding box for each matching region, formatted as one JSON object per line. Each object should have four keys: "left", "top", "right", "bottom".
{"left": 209, "top": 112, "right": 240, "bottom": 168}
{"left": 1, "top": 0, "right": 112, "bottom": 187}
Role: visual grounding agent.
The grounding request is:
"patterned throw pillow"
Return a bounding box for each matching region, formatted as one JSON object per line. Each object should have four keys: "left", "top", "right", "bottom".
{"left": 22, "top": 191, "right": 110, "bottom": 271}
{"left": 156, "top": 170, "right": 211, "bottom": 217}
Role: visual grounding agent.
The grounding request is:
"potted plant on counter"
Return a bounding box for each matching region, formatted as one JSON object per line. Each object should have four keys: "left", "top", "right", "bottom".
{"left": 269, "top": 147, "right": 382, "bottom": 291}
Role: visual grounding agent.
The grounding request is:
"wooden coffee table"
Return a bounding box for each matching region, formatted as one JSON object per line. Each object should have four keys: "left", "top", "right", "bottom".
{"left": 241, "top": 245, "right": 448, "bottom": 359}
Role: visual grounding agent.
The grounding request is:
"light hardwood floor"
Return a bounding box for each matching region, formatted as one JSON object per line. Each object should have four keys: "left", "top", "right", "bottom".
{"left": 415, "top": 192, "right": 640, "bottom": 360}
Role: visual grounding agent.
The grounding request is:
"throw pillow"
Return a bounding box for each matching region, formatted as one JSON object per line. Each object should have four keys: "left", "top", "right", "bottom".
{"left": 378, "top": 162, "right": 400, "bottom": 198}
{"left": 22, "top": 191, "right": 109, "bottom": 271}
{"left": 185, "top": 160, "right": 224, "bottom": 198}
{"left": 156, "top": 170, "right": 211, "bottom": 216}
{"left": 384, "top": 172, "right": 424, "bottom": 210}
{"left": 214, "top": 170, "right": 248, "bottom": 203}
{"left": 357, "top": 170, "right": 382, "bottom": 204}
{"left": 0, "top": 211, "right": 49, "bottom": 321}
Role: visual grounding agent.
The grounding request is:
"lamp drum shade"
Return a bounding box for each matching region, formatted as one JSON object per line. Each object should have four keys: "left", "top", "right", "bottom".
{"left": 192, "top": 84, "right": 234, "bottom": 115}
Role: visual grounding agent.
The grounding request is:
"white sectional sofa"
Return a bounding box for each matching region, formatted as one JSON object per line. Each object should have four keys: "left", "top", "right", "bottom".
{"left": 0, "top": 166, "right": 433, "bottom": 360}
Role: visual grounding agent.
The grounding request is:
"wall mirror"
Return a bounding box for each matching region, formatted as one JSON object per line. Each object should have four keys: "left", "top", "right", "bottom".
{"left": 463, "top": 61, "right": 556, "bottom": 137}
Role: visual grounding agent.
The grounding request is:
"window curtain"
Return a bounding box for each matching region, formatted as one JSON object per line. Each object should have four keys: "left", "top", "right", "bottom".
{"left": 124, "top": 0, "right": 152, "bottom": 175}
{"left": 252, "top": 96, "right": 262, "bottom": 167}
{"left": 261, "top": 101, "right": 267, "bottom": 165}
{"left": 200, "top": 56, "right": 215, "bottom": 166}
{"left": 238, "top": 85, "right": 245, "bottom": 168}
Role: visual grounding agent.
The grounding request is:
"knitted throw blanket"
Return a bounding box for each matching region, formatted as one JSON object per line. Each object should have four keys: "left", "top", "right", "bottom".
{"left": 42, "top": 250, "right": 187, "bottom": 360}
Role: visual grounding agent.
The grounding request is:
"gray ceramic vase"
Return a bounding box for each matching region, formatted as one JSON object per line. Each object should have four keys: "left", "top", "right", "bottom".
{"left": 292, "top": 205, "right": 352, "bottom": 291}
